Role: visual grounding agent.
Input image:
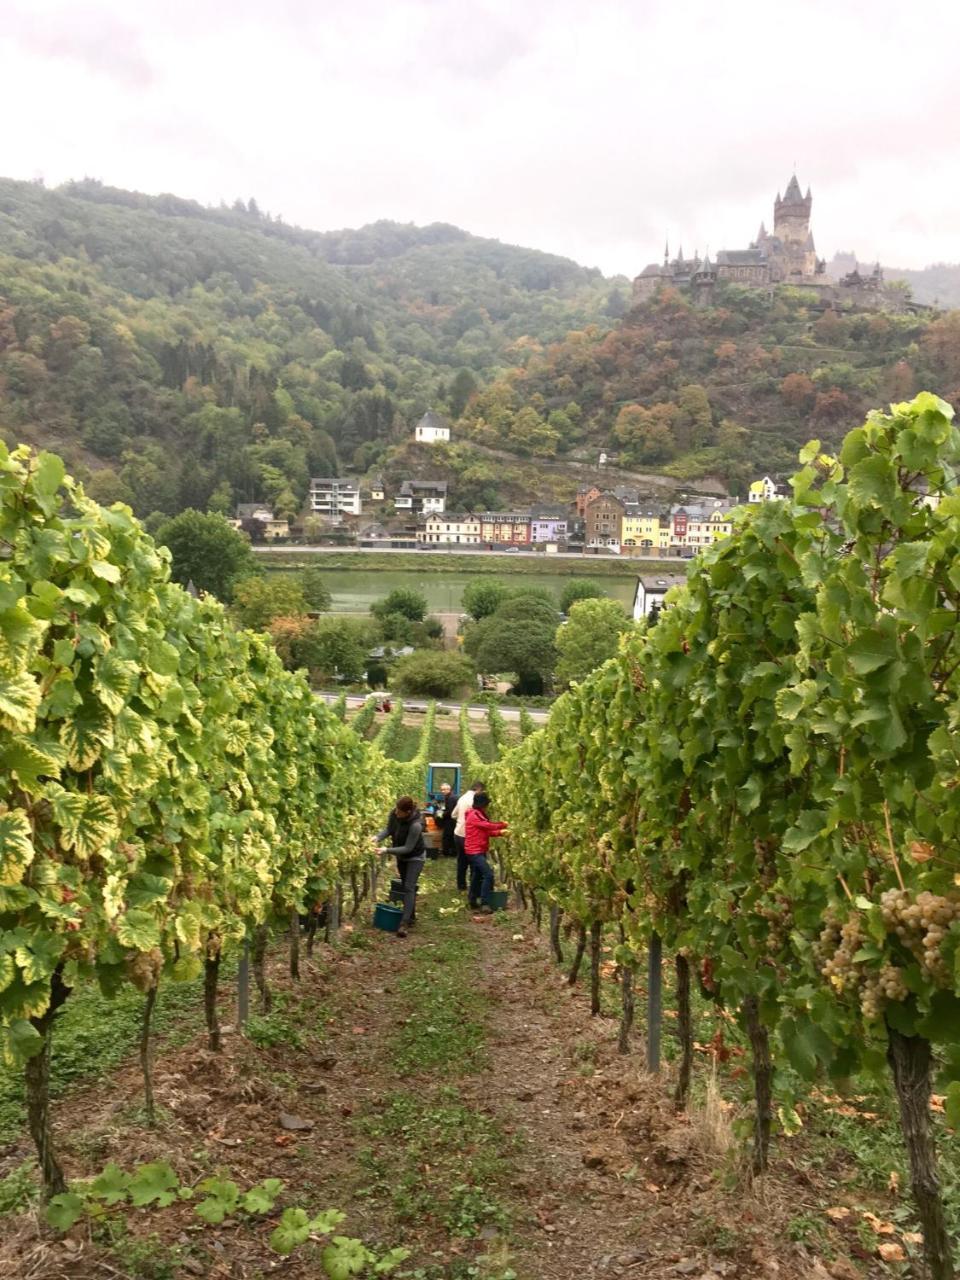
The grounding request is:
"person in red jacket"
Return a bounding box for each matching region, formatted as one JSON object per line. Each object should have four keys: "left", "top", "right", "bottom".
{"left": 464, "top": 793, "right": 508, "bottom": 913}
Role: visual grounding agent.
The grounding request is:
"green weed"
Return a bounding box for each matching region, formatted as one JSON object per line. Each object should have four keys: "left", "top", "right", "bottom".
{"left": 0, "top": 1160, "right": 38, "bottom": 1215}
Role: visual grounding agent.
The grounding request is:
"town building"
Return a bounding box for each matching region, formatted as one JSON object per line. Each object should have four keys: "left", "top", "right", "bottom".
{"left": 230, "top": 503, "right": 290, "bottom": 540}
{"left": 308, "top": 477, "right": 362, "bottom": 522}
{"left": 633, "top": 573, "right": 688, "bottom": 622}
{"left": 417, "top": 513, "right": 482, "bottom": 545}
{"left": 395, "top": 479, "right": 447, "bottom": 515}
{"left": 529, "top": 507, "right": 569, "bottom": 544}
{"left": 748, "top": 476, "right": 790, "bottom": 503}
{"left": 584, "top": 493, "right": 625, "bottom": 551}
{"left": 369, "top": 477, "right": 385, "bottom": 502}
{"left": 414, "top": 410, "right": 451, "bottom": 444}
{"left": 479, "top": 512, "right": 532, "bottom": 546}
{"left": 575, "top": 485, "right": 603, "bottom": 517}
{"left": 621, "top": 504, "right": 668, "bottom": 553}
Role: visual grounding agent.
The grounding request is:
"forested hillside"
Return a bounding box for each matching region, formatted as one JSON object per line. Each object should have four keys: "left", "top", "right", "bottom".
{"left": 461, "top": 282, "right": 960, "bottom": 494}
{"left": 0, "top": 177, "right": 619, "bottom": 518}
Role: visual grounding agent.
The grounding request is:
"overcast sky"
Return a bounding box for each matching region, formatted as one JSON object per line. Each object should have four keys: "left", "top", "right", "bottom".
{"left": 2, "top": 0, "right": 957, "bottom": 277}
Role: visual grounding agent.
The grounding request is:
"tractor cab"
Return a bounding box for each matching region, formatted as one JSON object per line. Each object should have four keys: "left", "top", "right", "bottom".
{"left": 422, "top": 762, "right": 462, "bottom": 856}
{"left": 424, "top": 762, "right": 462, "bottom": 811}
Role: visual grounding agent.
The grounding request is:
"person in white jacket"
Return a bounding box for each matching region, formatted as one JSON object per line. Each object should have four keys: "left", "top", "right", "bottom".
{"left": 451, "top": 780, "right": 484, "bottom": 892}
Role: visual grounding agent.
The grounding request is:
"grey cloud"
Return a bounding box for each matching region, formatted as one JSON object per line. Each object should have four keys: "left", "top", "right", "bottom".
{"left": 6, "top": 5, "right": 155, "bottom": 88}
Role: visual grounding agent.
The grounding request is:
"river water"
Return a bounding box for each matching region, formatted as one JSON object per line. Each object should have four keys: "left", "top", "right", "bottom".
{"left": 274, "top": 566, "right": 639, "bottom": 614}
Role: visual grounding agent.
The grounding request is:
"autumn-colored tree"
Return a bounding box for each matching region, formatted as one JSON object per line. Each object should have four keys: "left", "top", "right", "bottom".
{"left": 922, "top": 312, "right": 960, "bottom": 384}
{"left": 714, "top": 341, "right": 737, "bottom": 363}
{"left": 812, "top": 387, "right": 854, "bottom": 423}
{"left": 883, "top": 359, "right": 915, "bottom": 402}
{"left": 780, "top": 372, "right": 816, "bottom": 411}
{"left": 814, "top": 308, "right": 846, "bottom": 344}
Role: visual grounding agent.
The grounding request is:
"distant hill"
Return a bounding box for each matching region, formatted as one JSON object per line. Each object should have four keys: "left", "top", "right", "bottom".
{"left": 457, "top": 280, "right": 960, "bottom": 498}
{"left": 0, "top": 176, "right": 626, "bottom": 517}
{"left": 830, "top": 252, "right": 960, "bottom": 308}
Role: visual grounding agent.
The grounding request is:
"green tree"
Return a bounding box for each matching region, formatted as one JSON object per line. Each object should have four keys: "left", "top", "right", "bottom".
{"left": 448, "top": 368, "right": 478, "bottom": 418}
{"left": 555, "top": 598, "right": 631, "bottom": 687}
{"left": 471, "top": 619, "right": 556, "bottom": 695}
{"left": 157, "top": 509, "right": 259, "bottom": 602}
{"left": 559, "top": 578, "right": 604, "bottom": 614}
{"left": 297, "top": 617, "right": 375, "bottom": 682}
{"left": 371, "top": 587, "right": 427, "bottom": 623}
{"left": 462, "top": 578, "right": 510, "bottom": 620}
{"left": 233, "top": 575, "right": 308, "bottom": 630}
{"left": 494, "top": 595, "right": 560, "bottom": 628}
{"left": 392, "top": 649, "right": 476, "bottom": 698}
{"left": 299, "top": 567, "right": 332, "bottom": 612}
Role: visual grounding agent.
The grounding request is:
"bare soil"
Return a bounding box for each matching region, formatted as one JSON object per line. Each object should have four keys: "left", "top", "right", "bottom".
{"left": 0, "top": 863, "right": 896, "bottom": 1280}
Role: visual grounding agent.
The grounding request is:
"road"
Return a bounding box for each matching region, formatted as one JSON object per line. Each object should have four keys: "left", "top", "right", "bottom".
{"left": 254, "top": 544, "right": 639, "bottom": 563}
{"left": 315, "top": 691, "right": 549, "bottom": 724}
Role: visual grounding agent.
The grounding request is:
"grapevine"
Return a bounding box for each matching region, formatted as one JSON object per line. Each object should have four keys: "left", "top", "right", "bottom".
{"left": 492, "top": 394, "right": 960, "bottom": 1278}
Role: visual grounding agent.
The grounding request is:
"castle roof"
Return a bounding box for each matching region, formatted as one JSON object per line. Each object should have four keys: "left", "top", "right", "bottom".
{"left": 805, "top": 232, "right": 816, "bottom": 250}
{"left": 638, "top": 263, "right": 666, "bottom": 277}
{"left": 782, "top": 174, "right": 805, "bottom": 204}
{"left": 715, "top": 248, "right": 767, "bottom": 265}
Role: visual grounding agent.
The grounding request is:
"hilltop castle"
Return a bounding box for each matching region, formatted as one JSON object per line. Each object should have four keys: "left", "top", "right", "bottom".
{"left": 633, "top": 176, "right": 908, "bottom": 311}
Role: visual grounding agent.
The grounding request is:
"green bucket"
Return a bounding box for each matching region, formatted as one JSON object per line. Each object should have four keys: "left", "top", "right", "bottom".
{"left": 374, "top": 903, "right": 403, "bottom": 932}
{"left": 489, "top": 890, "right": 510, "bottom": 912}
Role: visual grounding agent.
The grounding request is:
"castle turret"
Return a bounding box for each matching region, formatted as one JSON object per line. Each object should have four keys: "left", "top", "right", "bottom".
{"left": 774, "top": 174, "right": 813, "bottom": 246}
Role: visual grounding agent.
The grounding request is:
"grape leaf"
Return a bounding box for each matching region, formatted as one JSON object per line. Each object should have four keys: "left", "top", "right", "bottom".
{"left": 127, "top": 1161, "right": 179, "bottom": 1207}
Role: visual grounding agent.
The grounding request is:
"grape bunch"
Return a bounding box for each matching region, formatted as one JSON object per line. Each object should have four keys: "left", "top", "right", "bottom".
{"left": 879, "top": 888, "right": 960, "bottom": 988}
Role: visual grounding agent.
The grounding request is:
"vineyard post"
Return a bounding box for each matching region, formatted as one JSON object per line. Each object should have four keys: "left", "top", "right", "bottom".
{"left": 204, "top": 937, "right": 222, "bottom": 1053}
{"left": 589, "top": 920, "right": 602, "bottom": 1016}
{"left": 646, "top": 931, "right": 662, "bottom": 1073}
{"left": 140, "top": 984, "right": 159, "bottom": 1124}
{"left": 742, "top": 995, "right": 772, "bottom": 1176}
{"left": 673, "top": 953, "right": 693, "bottom": 1108}
{"left": 618, "top": 927, "right": 635, "bottom": 1054}
{"left": 289, "top": 910, "right": 301, "bottom": 981}
{"left": 549, "top": 905, "right": 564, "bottom": 964}
{"left": 350, "top": 868, "right": 361, "bottom": 917}
{"left": 886, "top": 1026, "right": 955, "bottom": 1280}
{"left": 567, "top": 923, "right": 587, "bottom": 985}
{"left": 326, "top": 884, "right": 341, "bottom": 944}
{"left": 369, "top": 855, "right": 379, "bottom": 900}
{"left": 515, "top": 879, "right": 527, "bottom": 911}
{"left": 237, "top": 938, "right": 250, "bottom": 1029}
{"left": 252, "top": 924, "right": 272, "bottom": 1013}
{"left": 25, "top": 967, "right": 70, "bottom": 1198}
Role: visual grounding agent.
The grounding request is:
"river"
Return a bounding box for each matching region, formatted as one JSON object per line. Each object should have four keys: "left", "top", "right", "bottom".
{"left": 271, "top": 566, "right": 639, "bottom": 614}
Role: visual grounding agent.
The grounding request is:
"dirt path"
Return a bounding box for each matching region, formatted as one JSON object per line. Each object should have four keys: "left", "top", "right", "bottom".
{"left": 1, "top": 861, "right": 881, "bottom": 1280}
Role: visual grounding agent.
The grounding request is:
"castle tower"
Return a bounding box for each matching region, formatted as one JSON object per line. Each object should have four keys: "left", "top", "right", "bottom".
{"left": 773, "top": 175, "right": 812, "bottom": 246}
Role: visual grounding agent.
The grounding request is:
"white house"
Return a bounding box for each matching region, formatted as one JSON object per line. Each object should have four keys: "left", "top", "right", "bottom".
{"left": 414, "top": 410, "right": 451, "bottom": 445}
{"left": 633, "top": 573, "right": 688, "bottom": 622}
{"left": 748, "top": 476, "right": 789, "bottom": 503}
{"left": 417, "top": 513, "right": 481, "bottom": 545}
{"left": 395, "top": 479, "right": 447, "bottom": 515}
{"left": 309, "top": 477, "right": 362, "bottom": 522}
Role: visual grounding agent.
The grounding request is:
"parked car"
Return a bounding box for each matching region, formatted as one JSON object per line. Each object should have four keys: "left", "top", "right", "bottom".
{"left": 505, "top": 546, "right": 520, "bottom": 553}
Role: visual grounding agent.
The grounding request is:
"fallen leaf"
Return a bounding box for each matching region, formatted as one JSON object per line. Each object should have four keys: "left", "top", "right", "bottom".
{"left": 902, "top": 1232, "right": 923, "bottom": 1245}
{"left": 862, "top": 1212, "right": 895, "bottom": 1235}
{"left": 825, "top": 1206, "right": 851, "bottom": 1221}
{"left": 887, "top": 1171, "right": 900, "bottom": 1193}
{"left": 908, "top": 840, "right": 935, "bottom": 862}
{"left": 877, "top": 1241, "right": 905, "bottom": 1262}
{"left": 274, "top": 1134, "right": 294, "bottom": 1146}
{"left": 930, "top": 1095, "right": 946, "bottom": 1113}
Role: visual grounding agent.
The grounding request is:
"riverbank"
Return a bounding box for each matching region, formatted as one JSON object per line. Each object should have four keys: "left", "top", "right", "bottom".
{"left": 255, "top": 548, "right": 670, "bottom": 578}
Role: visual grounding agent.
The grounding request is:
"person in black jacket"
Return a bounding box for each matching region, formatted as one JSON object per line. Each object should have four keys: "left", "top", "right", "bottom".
{"left": 376, "top": 795, "right": 425, "bottom": 938}
{"left": 438, "top": 781, "right": 458, "bottom": 859}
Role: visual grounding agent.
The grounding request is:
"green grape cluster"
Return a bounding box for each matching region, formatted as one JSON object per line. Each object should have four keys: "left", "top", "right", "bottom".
{"left": 815, "top": 912, "right": 911, "bottom": 1020}
{"left": 880, "top": 888, "right": 960, "bottom": 988}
